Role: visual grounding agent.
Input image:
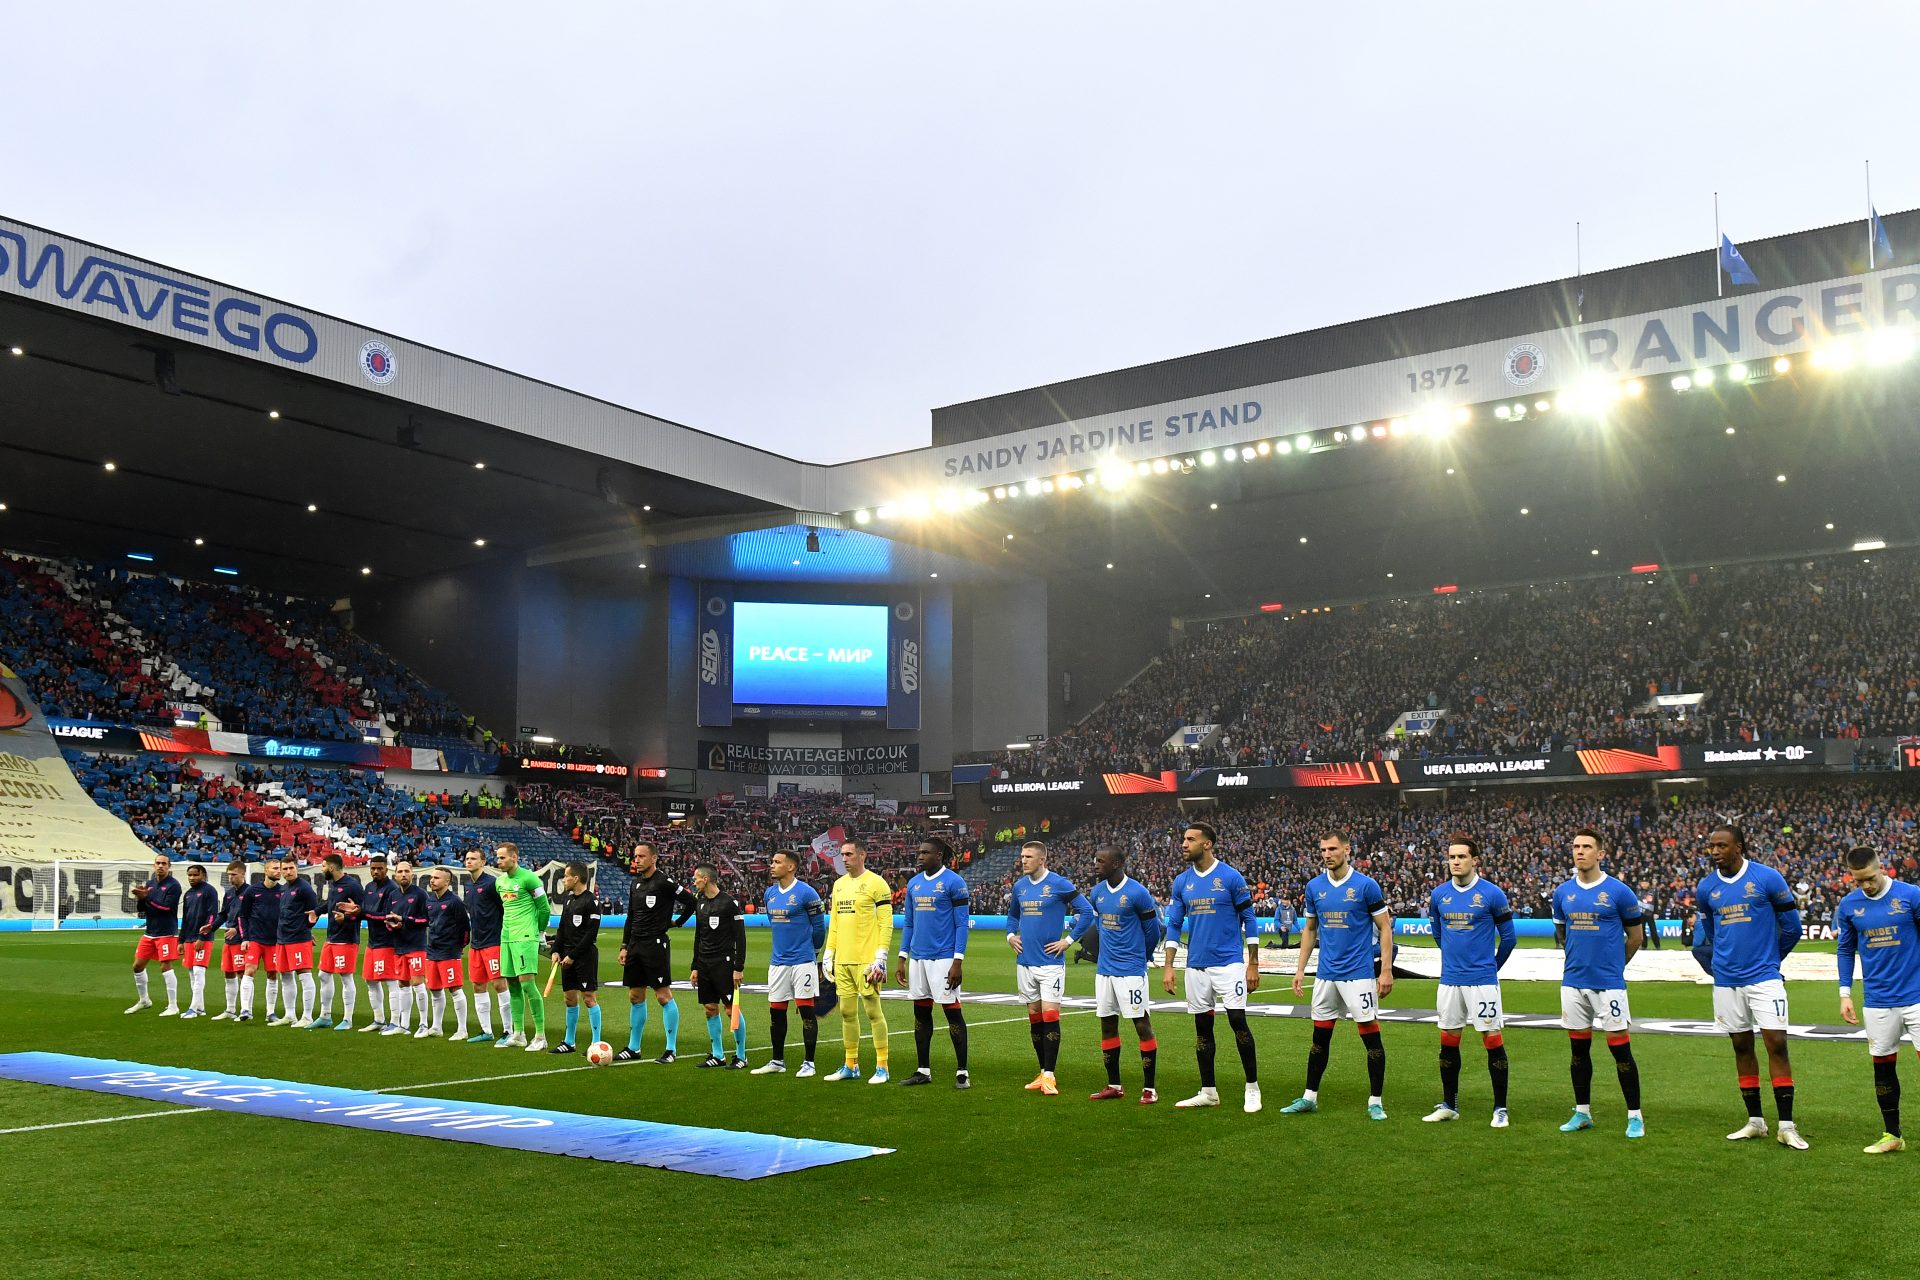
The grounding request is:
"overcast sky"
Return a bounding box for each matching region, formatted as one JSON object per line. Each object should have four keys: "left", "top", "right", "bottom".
{"left": 9, "top": 3, "right": 1918, "bottom": 462}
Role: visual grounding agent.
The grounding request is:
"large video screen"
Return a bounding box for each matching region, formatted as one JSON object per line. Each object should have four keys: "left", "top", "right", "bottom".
{"left": 731, "top": 601, "right": 889, "bottom": 709}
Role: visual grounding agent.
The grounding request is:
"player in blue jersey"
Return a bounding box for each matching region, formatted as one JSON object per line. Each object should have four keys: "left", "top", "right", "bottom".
{"left": 1423, "top": 834, "right": 1517, "bottom": 1127}
{"left": 1086, "top": 846, "right": 1163, "bottom": 1104}
{"left": 212, "top": 860, "right": 249, "bottom": 1020}
{"left": 127, "top": 852, "right": 183, "bottom": 1016}
{"left": 1836, "top": 845, "right": 1920, "bottom": 1154}
{"left": 754, "top": 848, "right": 829, "bottom": 1076}
{"left": 176, "top": 863, "right": 220, "bottom": 1019}
{"left": 314, "top": 853, "right": 363, "bottom": 1031}
{"left": 1162, "top": 821, "right": 1262, "bottom": 1112}
{"left": 1008, "top": 839, "right": 1095, "bottom": 1095}
{"left": 1692, "top": 824, "right": 1806, "bottom": 1148}
{"left": 462, "top": 848, "right": 512, "bottom": 1043}
{"left": 897, "top": 836, "right": 973, "bottom": 1088}
{"left": 236, "top": 857, "right": 287, "bottom": 1024}
{"left": 1283, "top": 832, "right": 1394, "bottom": 1120}
{"left": 275, "top": 863, "right": 321, "bottom": 1027}
{"left": 1551, "top": 828, "right": 1648, "bottom": 1138}
{"left": 354, "top": 855, "right": 400, "bottom": 1031}
{"left": 383, "top": 860, "right": 434, "bottom": 1039}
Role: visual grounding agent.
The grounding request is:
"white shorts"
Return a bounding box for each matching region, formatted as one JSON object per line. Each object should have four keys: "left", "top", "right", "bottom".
{"left": 766, "top": 963, "right": 819, "bottom": 1004}
{"left": 1436, "top": 983, "right": 1504, "bottom": 1033}
{"left": 1864, "top": 1004, "right": 1920, "bottom": 1056}
{"left": 1712, "top": 979, "right": 1789, "bottom": 1033}
{"left": 1016, "top": 963, "right": 1066, "bottom": 1005}
{"left": 1309, "top": 978, "right": 1379, "bottom": 1022}
{"left": 1096, "top": 973, "right": 1150, "bottom": 1019}
{"left": 1184, "top": 964, "right": 1249, "bottom": 1013}
{"left": 1560, "top": 987, "right": 1632, "bottom": 1034}
{"left": 906, "top": 957, "right": 961, "bottom": 1004}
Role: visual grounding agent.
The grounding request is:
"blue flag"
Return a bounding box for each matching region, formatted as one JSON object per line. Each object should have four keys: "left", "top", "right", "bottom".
{"left": 1872, "top": 206, "right": 1894, "bottom": 265}
{"left": 1720, "top": 234, "right": 1758, "bottom": 286}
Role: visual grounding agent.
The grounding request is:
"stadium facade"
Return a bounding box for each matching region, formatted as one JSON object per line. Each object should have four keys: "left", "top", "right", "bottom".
{"left": 4, "top": 209, "right": 1919, "bottom": 809}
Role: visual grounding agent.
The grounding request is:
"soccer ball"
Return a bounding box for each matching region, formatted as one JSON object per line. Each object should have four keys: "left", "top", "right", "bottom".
{"left": 585, "top": 1041, "right": 613, "bottom": 1066}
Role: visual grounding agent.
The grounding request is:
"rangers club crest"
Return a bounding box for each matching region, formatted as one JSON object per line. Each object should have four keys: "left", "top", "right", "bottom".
{"left": 360, "top": 339, "right": 398, "bottom": 385}
{"left": 1503, "top": 343, "right": 1545, "bottom": 387}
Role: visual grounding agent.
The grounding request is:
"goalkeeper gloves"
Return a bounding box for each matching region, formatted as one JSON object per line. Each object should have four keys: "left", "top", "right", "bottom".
{"left": 821, "top": 949, "right": 835, "bottom": 970}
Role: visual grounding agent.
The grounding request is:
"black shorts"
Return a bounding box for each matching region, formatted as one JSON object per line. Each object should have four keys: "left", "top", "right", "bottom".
{"left": 623, "top": 939, "right": 671, "bottom": 991}
{"left": 561, "top": 951, "right": 599, "bottom": 993}
{"left": 695, "top": 962, "right": 736, "bottom": 1004}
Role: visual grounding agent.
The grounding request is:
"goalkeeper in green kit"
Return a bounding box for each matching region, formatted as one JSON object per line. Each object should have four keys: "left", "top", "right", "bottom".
{"left": 492, "top": 842, "right": 552, "bottom": 1052}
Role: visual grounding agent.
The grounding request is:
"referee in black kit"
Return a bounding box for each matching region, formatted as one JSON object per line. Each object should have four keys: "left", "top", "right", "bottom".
{"left": 690, "top": 863, "right": 749, "bottom": 1069}
{"left": 616, "top": 842, "right": 696, "bottom": 1063}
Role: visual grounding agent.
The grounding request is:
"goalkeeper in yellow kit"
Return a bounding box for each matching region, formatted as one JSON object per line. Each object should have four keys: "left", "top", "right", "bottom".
{"left": 820, "top": 837, "right": 893, "bottom": 1083}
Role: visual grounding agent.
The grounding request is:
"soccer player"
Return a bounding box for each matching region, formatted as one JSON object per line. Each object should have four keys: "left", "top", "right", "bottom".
{"left": 1008, "top": 839, "right": 1094, "bottom": 1095}
{"left": 276, "top": 862, "right": 321, "bottom": 1027}
{"left": 821, "top": 837, "right": 894, "bottom": 1083}
{"left": 494, "top": 842, "right": 551, "bottom": 1052}
{"left": 383, "top": 859, "right": 432, "bottom": 1038}
{"left": 1423, "top": 834, "right": 1517, "bottom": 1127}
{"left": 689, "top": 863, "right": 748, "bottom": 1069}
{"left": 211, "top": 860, "right": 249, "bottom": 1021}
{"left": 356, "top": 855, "right": 400, "bottom": 1032}
{"left": 1162, "top": 820, "right": 1262, "bottom": 1112}
{"left": 1086, "top": 846, "right": 1163, "bottom": 1104}
{"left": 756, "top": 848, "right": 827, "bottom": 1076}
{"left": 315, "top": 853, "right": 363, "bottom": 1031}
{"left": 1691, "top": 823, "right": 1806, "bottom": 1148}
{"left": 615, "top": 842, "right": 696, "bottom": 1063}
{"left": 1282, "top": 832, "right": 1394, "bottom": 1120}
{"left": 425, "top": 866, "right": 473, "bottom": 1040}
{"left": 236, "top": 856, "right": 287, "bottom": 1024}
{"left": 1836, "top": 844, "right": 1920, "bottom": 1154}
{"left": 548, "top": 862, "right": 602, "bottom": 1054}
{"left": 176, "top": 862, "right": 219, "bottom": 1019}
{"left": 126, "top": 852, "right": 183, "bottom": 1016}
{"left": 1551, "top": 827, "right": 1647, "bottom": 1138}
{"left": 898, "top": 836, "right": 972, "bottom": 1089}
{"left": 462, "top": 848, "right": 511, "bottom": 1044}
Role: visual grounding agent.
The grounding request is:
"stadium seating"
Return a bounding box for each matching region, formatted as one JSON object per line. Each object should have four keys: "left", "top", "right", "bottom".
{"left": 987, "top": 550, "right": 1920, "bottom": 776}
{"left": 1, "top": 549, "right": 492, "bottom": 749}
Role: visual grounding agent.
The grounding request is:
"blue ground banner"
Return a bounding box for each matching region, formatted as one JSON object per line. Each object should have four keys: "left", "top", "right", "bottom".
{"left": 0, "top": 1052, "right": 890, "bottom": 1179}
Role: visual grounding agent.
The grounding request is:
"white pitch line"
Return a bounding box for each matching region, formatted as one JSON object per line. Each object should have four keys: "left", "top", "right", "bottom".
{"left": 0, "top": 1009, "right": 1095, "bottom": 1136}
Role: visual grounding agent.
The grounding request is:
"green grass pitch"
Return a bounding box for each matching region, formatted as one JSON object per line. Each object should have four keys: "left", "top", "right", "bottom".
{"left": 0, "top": 931, "right": 1909, "bottom": 1279}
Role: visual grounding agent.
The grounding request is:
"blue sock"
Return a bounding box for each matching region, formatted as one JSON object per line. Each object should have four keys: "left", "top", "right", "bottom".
{"left": 663, "top": 1001, "right": 680, "bottom": 1052}
{"left": 732, "top": 1008, "right": 747, "bottom": 1060}
{"left": 588, "top": 1004, "right": 602, "bottom": 1043}
{"left": 564, "top": 1005, "right": 579, "bottom": 1046}
{"left": 628, "top": 1000, "right": 649, "bottom": 1051}
{"left": 706, "top": 1014, "right": 723, "bottom": 1057}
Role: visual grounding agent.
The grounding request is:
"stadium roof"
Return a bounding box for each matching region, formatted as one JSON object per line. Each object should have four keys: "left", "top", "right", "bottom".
{"left": 3, "top": 211, "right": 1919, "bottom": 606}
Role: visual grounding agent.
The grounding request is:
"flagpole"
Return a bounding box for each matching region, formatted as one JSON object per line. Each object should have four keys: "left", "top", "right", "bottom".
{"left": 1575, "top": 221, "right": 1582, "bottom": 322}
{"left": 1867, "top": 160, "right": 1875, "bottom": 269}
{"left": 1714, "top": 192, "right": 1722, "bottom": 299}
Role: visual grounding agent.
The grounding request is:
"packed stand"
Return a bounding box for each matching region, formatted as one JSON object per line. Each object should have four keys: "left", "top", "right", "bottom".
{"left": 0, "top": 554, "right": 171, "bottom": 722}
{"left": 994, "top": 550, "right": 1920, "bottom": 777}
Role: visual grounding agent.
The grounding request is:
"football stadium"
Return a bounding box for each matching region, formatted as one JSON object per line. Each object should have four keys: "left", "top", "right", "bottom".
{"left": 9, "top": 94, "right": 1920, "bottom": 1280}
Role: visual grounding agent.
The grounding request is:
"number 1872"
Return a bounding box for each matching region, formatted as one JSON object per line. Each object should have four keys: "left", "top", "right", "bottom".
{"left": 1406, "top": 365, "right": 1469, "bottom": 392}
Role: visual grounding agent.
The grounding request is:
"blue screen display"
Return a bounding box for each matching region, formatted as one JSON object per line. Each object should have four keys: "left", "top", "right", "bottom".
{"left": 732, "top": 602, "right": 888, "bottom": 708}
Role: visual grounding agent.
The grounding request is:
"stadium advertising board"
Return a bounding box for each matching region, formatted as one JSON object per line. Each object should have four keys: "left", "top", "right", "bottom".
{"left": 700, "top": 741, "right": 919, "bottom": 777}
{"left": 56, "top": 721, "right": 497, "bottom": 774}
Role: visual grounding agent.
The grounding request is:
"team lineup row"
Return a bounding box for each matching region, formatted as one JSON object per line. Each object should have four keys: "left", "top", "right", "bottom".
{"left": 116, "top": 824, "right": 1920, "bottom": 1154}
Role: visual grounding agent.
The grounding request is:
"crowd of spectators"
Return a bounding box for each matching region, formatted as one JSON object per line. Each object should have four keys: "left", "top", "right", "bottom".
{"left": 968, "top": 777, "right": 1920, "bottom": 930}
{"left": 988, "top": 551, "right": 1920, "bottom": 778}
{"left": 0, "top": 549, "right": 491, "bottom": 750}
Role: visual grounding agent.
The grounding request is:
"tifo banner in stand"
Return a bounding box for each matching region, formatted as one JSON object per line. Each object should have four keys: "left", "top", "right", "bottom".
{"left": 0, "top": 664, "right": 155, "bottom": 862}
{"left": 700, "top": 741, "right": 919, "bottom": 777}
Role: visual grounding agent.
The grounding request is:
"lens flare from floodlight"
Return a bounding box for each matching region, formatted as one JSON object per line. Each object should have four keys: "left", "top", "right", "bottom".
{"left": 1199, "top": 450, "right": 1217, "bottom": 466}
{"left": 1671, "top": 375, "right": 1692, "bottom": 391}
{"left": 1100, "top": 463, "right": 1132, "bottom": 489}
{"left": 1692, "top": 367, "right": 1715, "bottom": 387}
{"left": 1773, "top": 356, "right": 1791, "bottom": 374}
{"left": 905, "top": 494, "right": 932, "bottom": 516}
{"left": 854, "top": 509, "right": 873, "bottom": 524}
{"left": 1388, "top": 419, "right": 1406, "bottom": 436}
{"left": 1453, "top": 406, "right": 1472, "bottom": 425}
{"left": 1815, "top": 341, "right": 1856, "bottom": 370}
{"left": 1333, "top": 430, "right": 1348, "bottom": 442}
{"left": 1275, "top": 438, "right": 1293, "bottom": 454}
{"left": 1535, "top": 399, "right": 1552, "bottom": 412}
{"left": 1024, "top": 479, "right": 1043, "bottom": 495}
{"left": 1623, "top": 379, "right": 1645, "bottom": 397}
{"left": 1135, "top": 460, "right": 1152, "bottom": 476}
{"left": 1152, "top": 459, "right": 1169, "bottom": 474}
{"left": 1494, "top": 405, "right": 1511, "bottom": 420}
{"left": 1256, "top": 441, "right": 1271, "bottom": 456}
{"left": 1867, "top": 327, "right": 1916, "bottom": 365}
{"left": 991, "top": 487, "right": 1006, "bottom": 500}
{"left": 1240, "top": 446, "right": 1256, "bottom": 461}
{"left": 1371, "top": 424, "right": 1388, "bottom": 438}
{"left": 969, "top": 488, "right": 990, "bottom": 505}
{"left": 876, "top": 504, "right": 896, "bottom": 519}
{"left": 1727, "top": 363, "right": 1749, "bottom": 381}
{"left": 1040, "top": 480, "right": 1055, "bottom": 493}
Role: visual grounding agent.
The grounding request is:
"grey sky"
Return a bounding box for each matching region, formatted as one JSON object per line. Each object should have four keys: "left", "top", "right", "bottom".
{"left": 9, "top": 2, "right": 1916, "bottom": 462}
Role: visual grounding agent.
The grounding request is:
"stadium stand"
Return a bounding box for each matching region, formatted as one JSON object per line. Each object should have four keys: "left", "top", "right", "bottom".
{"left": 978, "top": 550, "right": 1920, "bottom": 776}
{"left": 1, "top": 550, "right": 493, "bottom": 750}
